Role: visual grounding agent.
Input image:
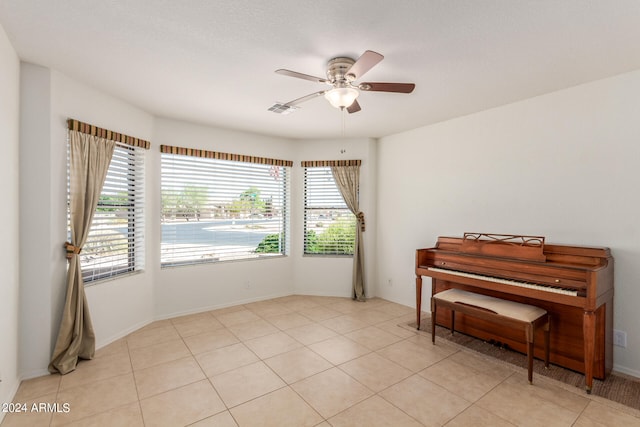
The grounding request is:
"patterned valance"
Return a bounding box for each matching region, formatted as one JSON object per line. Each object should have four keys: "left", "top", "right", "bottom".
{"left": 301, "top": 160, "right": 361, "bottom": 167}
{"left": 161, "top": 145, "right": 293, "bottom": 167}
{"left": 67, "top": 119, "right": 151, "bottom": 149}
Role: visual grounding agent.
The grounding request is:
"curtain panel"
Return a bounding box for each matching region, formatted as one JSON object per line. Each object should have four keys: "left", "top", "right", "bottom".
{"left": 330, "top": 163, "right": 366, "bottom": 301}
{"left": 50, "top": 130, "right": 115, "bottom": 374}
{"left": 301, "top": 159, "right": 365, "bottom": 299}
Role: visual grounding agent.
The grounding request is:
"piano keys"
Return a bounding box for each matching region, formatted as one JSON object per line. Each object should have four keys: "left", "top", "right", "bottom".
{"left": 416, "top": 233, "right": 614, "bottom": 393}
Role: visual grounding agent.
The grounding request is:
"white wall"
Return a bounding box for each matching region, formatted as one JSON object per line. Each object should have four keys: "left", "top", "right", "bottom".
{"left": 0, "top": 23, "right": 21, "bottom": 417}
{"left": 376, "top": 69, "right": 640, "bottom": 376}
{"left": 50, "top": 70, "right": 157, "bottom": 348}
{"left": 291, "top": 138, "right": 378, "bottom": 298}
{"left": 18, "top": 64, "right": 156, "bottom": 380}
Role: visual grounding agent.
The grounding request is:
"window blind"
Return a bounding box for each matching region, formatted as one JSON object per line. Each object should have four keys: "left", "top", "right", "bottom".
{"left": 303, "top": 166, "right": 356, "bottom": 255}
{"left": 71, "top": 142, "right": 146, "bottom": 283}
{"left": 160, "top": 149, "right": 290, "bottom": 266}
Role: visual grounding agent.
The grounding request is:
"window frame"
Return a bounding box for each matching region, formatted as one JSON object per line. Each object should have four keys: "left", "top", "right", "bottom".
{"left": 303, "top": 165, "right": 356, "bottom": 257}
{"left": 160, "top": 146, "right": 291, "bottom": 268}
{"left": 67, "top": 140, "right": 146, "bottom": 284}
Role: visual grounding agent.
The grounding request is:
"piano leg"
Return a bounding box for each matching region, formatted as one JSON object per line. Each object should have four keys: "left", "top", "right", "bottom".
{"left": 583, "top": 310, "right": 596, "bottom": 394}
{"left": 416, "top": 276, "right": 423, "bottom": 330}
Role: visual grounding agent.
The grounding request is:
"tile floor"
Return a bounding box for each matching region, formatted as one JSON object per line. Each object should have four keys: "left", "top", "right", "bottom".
{"left": 3, "top": 295, "right": 640, "bottom": 427}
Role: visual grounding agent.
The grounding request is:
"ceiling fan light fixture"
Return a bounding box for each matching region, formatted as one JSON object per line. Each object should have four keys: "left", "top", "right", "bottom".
{"left": 324, "top": 87, "right": 359, "bottom": 109}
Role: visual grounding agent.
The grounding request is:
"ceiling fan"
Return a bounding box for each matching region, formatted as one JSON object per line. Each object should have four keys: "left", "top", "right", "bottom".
{"left": 269, "top": 50, "right": 415, "bottom": 114}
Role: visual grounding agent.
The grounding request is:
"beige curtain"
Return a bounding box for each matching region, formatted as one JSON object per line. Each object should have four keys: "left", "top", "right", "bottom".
{"left": 49, "top": 131, "right": 115, "bottom": 374}
{"left": 331, "top": 165, "right": 366, "bottom": 301}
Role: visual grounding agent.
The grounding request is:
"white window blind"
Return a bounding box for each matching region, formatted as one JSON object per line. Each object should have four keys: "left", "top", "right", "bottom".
{"left": 161, "top": 150, "right": 290, "bottom": 267}
{"left": 70, "top": 142, "right": 146, "bottom": 283}
{"left": 303, "top": 166, "right": 355, "bottom": 255}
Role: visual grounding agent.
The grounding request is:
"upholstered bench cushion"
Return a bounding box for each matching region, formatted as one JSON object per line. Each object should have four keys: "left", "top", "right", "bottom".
{"left": 433, "top": 288, "right": 547, "bottom": 322}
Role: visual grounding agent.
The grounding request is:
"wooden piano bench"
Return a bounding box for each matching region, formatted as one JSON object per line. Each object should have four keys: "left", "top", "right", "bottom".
{"left": 431, "top": 288, "right": 550, "bottom": 384}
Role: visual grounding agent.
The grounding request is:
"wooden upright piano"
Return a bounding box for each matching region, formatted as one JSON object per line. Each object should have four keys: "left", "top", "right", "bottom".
{"left": 415, "top": 233, "right": 614, "bottom": 392}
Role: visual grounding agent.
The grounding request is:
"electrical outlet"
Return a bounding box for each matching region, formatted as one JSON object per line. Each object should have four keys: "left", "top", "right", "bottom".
{"left": 613, "top": 330, "right": 627, "bottom": 348}
{"left": 244, "top": 280, "right": 251, "bottom": 290}
{"left": 387, "top": 279, "right": 393, "bottom": 287}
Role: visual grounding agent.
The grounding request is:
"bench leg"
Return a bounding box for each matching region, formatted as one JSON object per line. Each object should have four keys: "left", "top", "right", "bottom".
{"left": 450, "top": 310, "right": 455, "bottom": 335}
{"left": 544, "top": 315, "right": 550, "bottom": 368}
{"left": 526, "top": 325, "right": 534, "bottom": 384}
{"left": 430, "top": 298, "right": 436, "bottom": 345}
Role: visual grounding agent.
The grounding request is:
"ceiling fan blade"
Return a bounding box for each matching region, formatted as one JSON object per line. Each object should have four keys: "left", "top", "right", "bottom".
{"left": 346, "top": 50, "right": 384, "bottom": 79}
{"left": 285, "top": 90, "right": 327, "bottom": 106}
{"left": 359, "top": 82, "right": 415, "bottom": 93}
{"left": 346, "top": 100, "right": 361, "bottom": 114}
{"left": 275, "top": 69, "right": 328, "bottom": 84}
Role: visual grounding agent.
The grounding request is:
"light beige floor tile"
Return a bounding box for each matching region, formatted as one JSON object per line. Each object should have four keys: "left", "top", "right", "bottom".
{"left": 375, "top": 319, "right": 420, "bottom": 338}
{"left": 209, "top": 304, "right": 248, "bottom": 316}
{"left": 126, "top": 324, "right": 180, "bottom": 350}
{"left": 1, "top": 392, "right": 56, "bottom": 427}
{"left": 134, "top": 356, "right": 205, "bottom": 399}
{"left": 140, "top": 379, "right": 226, "bottom": 427}
{"left": 329, "top": 299, "right": 368, "bottom": 314}
{"left": 183, "top": 328, "right": 240, "bottom": 354}
{"left": 243, "top": 331, "right": 303, "bottom": 359}
{"left": 13, "top": 374, "right": 60, "bottom": 401}
{"left": 171, "top": 310, "right": 216, "bottom": 325}
{"left": 419, "top": 357, "right": 506, "bottom": 402}
{"left": 94, "top": 338, "right": 128, "bottom": 359}
{"left": 230, "top": 387, "right": 323, "bottom": 427}
{"left": 214, "top": 309, "right": 261, "bottom": 327}
{"left": 328, "top": 395, "right": 423, "bottom": 427}
{"left": 280, "top": 298, "right": 320, "bottom": 311}
{"left": 190, "top": 410, "right": 239, "bottom": 427}
{"left": 308, "top": 336, "right": 371, "bottom": 365}
{"left": 320, "top": 314, "right": 369, "bottom": 334}
{"left": 374, "top": 301, "right": 415, "bottom": 317}
{"left": 297, "top": 305, "right": 343, "bottom": 322}
{"left": 265, "top": 312, "right": 313, "bottom": 330}
{"left": 349, "top": 308, "right": 399, "bottom": 325}
{"left": 51, "top": 373, "right": 138, "bottom": 426}
{"left": 339, "top": 352, "right": 412, "bottom": 392}
{"left": 228, "top": 318, "right": 279, "bottom": 341}
{"left": 129, "top": 337, "right": 190, "bottom": 371}
{"left": 445, "top": 405, "right": 516, "bottom": 427}
{"left": 379, "top": 374, "right": 471, "bottom": 427}
{"left": 291, "top": 367, "right": 373, "bottom": 418}
{"left": 284, "top": 323, "right": 338, "bottom": 346}
{"left": 211, "top": 361, "right": 286, "bottom": 408}
{"left": 63, "top": 401, "right": 144, "bottom": 427}
{"left": 503, "top": 373, "right": 590, "bottom": 414}
{"left": 575, "top": 400, "right": 640, "bottom": 426}
{"left": 244, "top": 301, "right": 292, "bottom": 317}
{"left": 173, "top": 316, "right": 225, "bottom": 338}
{"left": 475, "top": 376, "right": 582, "bottom": 427}
{"left": 376, "top": 338, "right": 457, "bottom": 372}
{"left": 135, "top": 319, "right": 173, "bottom": 332}
{"left": 264, "top": 347, "right": 333, "bottom": 384}
{"left": 10, "top": 296, "right": 640, "bottom": 427}
{"left": 345, "top": 325, "right": 404, "bottom": 350}
{"left": 59, "top": 351, "right": 132, "bottom": 391}
{"left": 447, "top": 348, "right": 516, "bottom": 378}
{"left": 195, "top": 342, "right": 259, "bottom": 377}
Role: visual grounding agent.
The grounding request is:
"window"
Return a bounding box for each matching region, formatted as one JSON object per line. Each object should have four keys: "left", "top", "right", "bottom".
{"left": 160, "top": 146, "right": 291, "bottom": 267}
{"left": 303, "top": 166, "right": 356, "bottom": 255}
{"left": 69, "top": 142, "right": 146, "bottom": 283}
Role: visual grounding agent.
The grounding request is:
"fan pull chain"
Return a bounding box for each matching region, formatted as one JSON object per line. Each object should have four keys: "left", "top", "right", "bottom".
{"left": 341, "top": 107, "right": 346, "bottom": 137}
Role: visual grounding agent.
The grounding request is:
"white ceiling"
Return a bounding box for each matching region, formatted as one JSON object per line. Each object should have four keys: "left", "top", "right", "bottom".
{"left": 2, "top": 1, "right": 640, "bottom": 140}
